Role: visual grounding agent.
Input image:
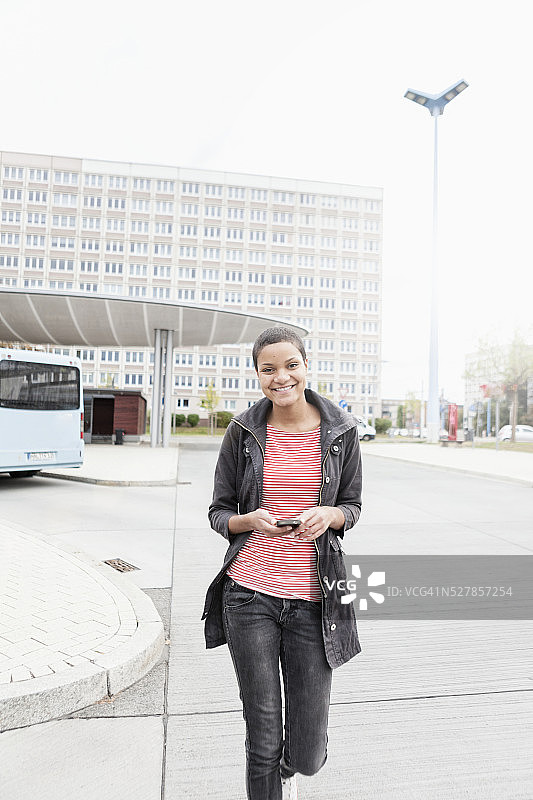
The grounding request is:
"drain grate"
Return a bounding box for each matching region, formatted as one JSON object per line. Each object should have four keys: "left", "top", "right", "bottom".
{"left": 103, "top": 558, "right": 140, "bottom": 572}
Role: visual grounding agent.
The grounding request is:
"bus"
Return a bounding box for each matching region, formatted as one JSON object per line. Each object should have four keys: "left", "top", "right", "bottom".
{"left": 0, "top": 348, "right": 84, "bottom": 477}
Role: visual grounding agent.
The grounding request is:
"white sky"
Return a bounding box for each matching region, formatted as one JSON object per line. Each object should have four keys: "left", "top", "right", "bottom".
{"left": 1, "top": 0, "right": 532, "bottom": 403}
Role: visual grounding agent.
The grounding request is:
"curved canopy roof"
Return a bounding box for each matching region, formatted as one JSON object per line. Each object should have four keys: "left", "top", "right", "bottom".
{"left": 0, "top": 289, "right": 307, "bottom": 348}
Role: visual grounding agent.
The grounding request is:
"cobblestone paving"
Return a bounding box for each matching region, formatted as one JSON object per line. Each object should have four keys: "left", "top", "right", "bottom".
{"left": 0, "top": 524, "right": 138, "bottom": 684}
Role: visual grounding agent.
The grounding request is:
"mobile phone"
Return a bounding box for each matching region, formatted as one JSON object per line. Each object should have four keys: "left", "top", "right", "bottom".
{"left": 276, "top": 519, "right": 301, "bottom": 528}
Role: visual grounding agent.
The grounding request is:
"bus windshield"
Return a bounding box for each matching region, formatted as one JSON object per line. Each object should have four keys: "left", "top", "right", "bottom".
{"left": 0, "top": 359, "right": 80, "bottom": 411}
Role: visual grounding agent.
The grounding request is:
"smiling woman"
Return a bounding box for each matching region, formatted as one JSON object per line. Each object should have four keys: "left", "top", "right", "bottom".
{"left": 203, "top": 326, "right": 363, "bottom": 800}
{"left": 253, "top": 330, "right": 321, "bottom": 433}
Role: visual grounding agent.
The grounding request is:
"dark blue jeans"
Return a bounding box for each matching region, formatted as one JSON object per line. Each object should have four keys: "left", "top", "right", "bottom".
{"left": 222, "top": 575, "right": 333, "bottom": 800}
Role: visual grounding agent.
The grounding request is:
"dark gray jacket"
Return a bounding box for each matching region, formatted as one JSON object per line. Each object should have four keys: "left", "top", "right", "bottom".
{"left": 202, "top": 388, "right": 363, "bottom": 668}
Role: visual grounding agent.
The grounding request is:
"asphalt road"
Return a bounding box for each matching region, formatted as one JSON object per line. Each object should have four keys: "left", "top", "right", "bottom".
{"left": 1, "top": 451, "right": 532, "bottom": 800}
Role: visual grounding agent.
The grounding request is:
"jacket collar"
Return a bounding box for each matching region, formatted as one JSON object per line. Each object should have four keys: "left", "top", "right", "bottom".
{"left": 231, "top": 389, "right": 356, "bottom": 453}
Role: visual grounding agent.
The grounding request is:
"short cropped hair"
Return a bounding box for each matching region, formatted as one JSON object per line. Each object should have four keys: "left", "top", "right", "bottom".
{"left": 252, "top": 327, "right": 307, "bottom": 370}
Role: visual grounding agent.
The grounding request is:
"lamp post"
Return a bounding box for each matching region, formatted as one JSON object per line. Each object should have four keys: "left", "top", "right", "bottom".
{"left": 404, "top": 79, "right": 468, "bottom": 443}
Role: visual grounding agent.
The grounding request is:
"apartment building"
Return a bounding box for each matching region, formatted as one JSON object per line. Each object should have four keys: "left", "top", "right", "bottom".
{"left": 0, "top": 151, "right": 383, "bottom": 418}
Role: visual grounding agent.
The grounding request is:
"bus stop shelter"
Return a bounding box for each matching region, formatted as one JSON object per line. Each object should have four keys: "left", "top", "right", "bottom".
{"left": 0, "top": 289, "right": 307, "bottom": 447}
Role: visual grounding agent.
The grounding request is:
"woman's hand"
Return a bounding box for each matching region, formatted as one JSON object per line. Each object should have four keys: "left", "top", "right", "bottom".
{"left": 228, "top": 508, "right": 293, "bottom": 537}
{"left": 293, "top": 506, "right": 345, "bottom": 541}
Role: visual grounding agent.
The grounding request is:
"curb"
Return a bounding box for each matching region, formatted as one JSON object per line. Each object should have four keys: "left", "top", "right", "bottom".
{"left": 363, "top": 450, "right": 533, "bottom": 488}
{"left": 39, "top": 471, "right": 179, "bottom": 487}
{"left": 0, "top": 522, "right": 165, "bottom": 732}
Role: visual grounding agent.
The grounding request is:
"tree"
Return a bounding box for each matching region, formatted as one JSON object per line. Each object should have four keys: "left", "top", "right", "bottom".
{"left": 375, "top": 417, "right": 392, "bottom": 434}
{"left": 464, "top": 330, "right": 533, "bottom": 442}
{"left": 396, "top": 404, "right": 405, "bottom": 428}
{"left": 504, "top": 332, "right": 533, "bottom": 440}
{"left": 317, "top": 381, "right": 333, "bottom": 400}
{"left": 199, "top": 380, "right": 221, "bottom": 435}
{"left": 405, "top": 391, "right": 421, "bottom": 429}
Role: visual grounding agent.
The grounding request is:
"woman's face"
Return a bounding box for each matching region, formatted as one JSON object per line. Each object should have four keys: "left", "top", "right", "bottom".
{"left": 255, "top": 341, "right": 308, "bottom": 409}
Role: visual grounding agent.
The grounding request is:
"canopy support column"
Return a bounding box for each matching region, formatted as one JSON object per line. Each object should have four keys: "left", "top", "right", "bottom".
{"left": 150, "top": 328, "right": 162, "bottom": 448}
{"left": 151, "top": 328, "right": 175, "bottom": 448}
{"left": 162, "top": 329, "right": 174, "bottom": 448}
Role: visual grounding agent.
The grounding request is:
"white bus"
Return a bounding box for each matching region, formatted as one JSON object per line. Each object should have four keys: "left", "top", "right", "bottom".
{"left": 0, "top": 348, "right": 84, "bottom": 477}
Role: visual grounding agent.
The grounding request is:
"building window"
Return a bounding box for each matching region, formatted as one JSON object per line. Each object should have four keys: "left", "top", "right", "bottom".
{"left": 175, "top": 353, "right": 193, "bottom": 366}
{"left": 155, "top": 201, "right": 173, "bottom": 214}
{"left": 85, "top": 174, "right": 103, "bottom": 188}
{"left": 200, "top": 290, "right": 219, "bottom": 303}
{"left": 222, "top": 356, "right": 240, "bottom": 368}
{"left": 228, "top": 186, "right": 246, "bottom": 199}
{"left": 25, "top": 257, "right": 45, "bottom": 270}
{"left": 28, "top": 190, "right": 48, "bottom": 203}
{"left": 251, "top": 189, "right": 268, "bottom": 202}
{"left": 272, "top": 191, "right": 294, "bottom": 204}
{"left": 222, "top": 378, "right": 239, "bottom": 389}
{"left": 50, "top": 259, "right": 74, "bottom": 271}
{"left": 227, "top": 207, "right": 245, "bottom": 220}
{"left": 133, "top": 178, "right": 151, "bottom": 191}
{"left": 271, "top": 253, "right": 293, "bottom": 266}
{"left": 157, "top": 180, "right": 174, "bottom": 193}
{"left": 271, "top": 274, "right": 292, "bottom": 287}
{"left": 198, "top": 354, "right": 217, "bottom": 367}
{"left": 250, "top": 209, "right": 267, "bottom": 222}
{"left": 54, "top": 171, "right": 78, "bottom": 185}
{"left": 1, "top": 233, "right": 21, "bottom": 246}
{"left": 131, "top": 198, "right": 149, "bottom": 212}
{"left": 298, "top": 275, "right": 315, "bottom": 289}
{"left": 28, "top": 168, "right": 48, "bottom": 182}
{"left": 82, "top": 217, "right": 101, "bottom": 231}
{"left": 109, "top": 176, "right": 128, "bottom": 189}
{"left": 131, "top": 219, "right": 149, "bottom": 233}
{"left": 177, "top": 288, "right": 195, "bottom": 301}
{"left": 202, "top": 268, "right": 220, "bottom": 281}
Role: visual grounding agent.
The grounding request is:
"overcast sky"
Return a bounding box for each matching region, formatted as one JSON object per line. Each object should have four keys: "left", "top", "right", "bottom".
{"left": 1, "top": 0, "right": 531, "bottom": 402}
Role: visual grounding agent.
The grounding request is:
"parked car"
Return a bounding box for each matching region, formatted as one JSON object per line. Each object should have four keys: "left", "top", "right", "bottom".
{"left": 497, "top": 424, "right": 533, "bottom": 443}
{"left": 353, "top": 416, "right": 376, "bottom": 441}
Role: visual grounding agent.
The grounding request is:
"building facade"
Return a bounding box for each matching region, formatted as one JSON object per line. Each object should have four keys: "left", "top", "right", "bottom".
{"left": 0, "top": 151, "right": 383, "bottom": 418}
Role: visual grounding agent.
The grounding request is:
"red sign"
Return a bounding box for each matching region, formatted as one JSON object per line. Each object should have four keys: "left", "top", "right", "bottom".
{"left": 448, "top": 403, "right": 458, "bottom": 441}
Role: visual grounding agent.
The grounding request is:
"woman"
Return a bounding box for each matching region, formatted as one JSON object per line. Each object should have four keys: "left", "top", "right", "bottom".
{"left": 202, "top": 327, "right": 363, "bottom": 800}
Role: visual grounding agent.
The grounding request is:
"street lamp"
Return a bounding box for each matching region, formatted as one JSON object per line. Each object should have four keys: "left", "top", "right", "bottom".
{"left": 404, "top": 79, "right": 468, "bottom": 443}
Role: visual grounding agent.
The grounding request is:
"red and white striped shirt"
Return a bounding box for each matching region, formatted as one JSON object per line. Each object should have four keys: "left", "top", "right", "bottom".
{"left": 227, "top": 423, "right": 323, "bottom": 602}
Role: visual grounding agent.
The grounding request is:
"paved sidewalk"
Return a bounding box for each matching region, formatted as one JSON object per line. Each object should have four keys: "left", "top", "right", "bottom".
{"left": 41, "top": 443, "right": 180, "bottom": 486}
{"left": 363, "top": 441, "right": 533, "bottom": 486}
{"left": 0, "top": 520, "right": 164, "bottom": 731}
{"left": 1, "top": 438, "right": 530, "bottom": 733}
{"left": 41, "top": 437, "right": 533, "bottom": 488}
{"left": 1, "top": 443, "right": 532, "bottom": 798}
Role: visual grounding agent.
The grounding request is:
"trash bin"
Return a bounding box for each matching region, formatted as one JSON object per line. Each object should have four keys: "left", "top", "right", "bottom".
{"left": 115, "top": 428, "right": 125, "bottom": 445}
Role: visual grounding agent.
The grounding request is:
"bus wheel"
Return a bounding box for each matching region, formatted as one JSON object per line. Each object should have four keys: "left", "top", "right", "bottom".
{"left": 9, "top": 471, "right": 40, "bottom": 478}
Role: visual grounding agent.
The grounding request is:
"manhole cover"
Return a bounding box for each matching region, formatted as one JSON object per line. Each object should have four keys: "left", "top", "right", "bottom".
{"left": 103, "top": 558, "right": 140, "bottom": 572}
